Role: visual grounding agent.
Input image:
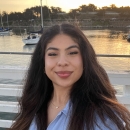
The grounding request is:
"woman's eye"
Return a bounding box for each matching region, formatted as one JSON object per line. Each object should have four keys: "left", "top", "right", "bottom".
{"left": 48, "top": 53, "right": 57, "bottom": 56}
{"left": 69, "top": 51, "right": 78, "bottom": 55}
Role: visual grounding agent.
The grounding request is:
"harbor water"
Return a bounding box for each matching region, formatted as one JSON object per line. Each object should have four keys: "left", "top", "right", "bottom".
{"left": 0, "top": 29, "right": 130, "bottom": 129}
{"left": 0, "top": 29, "right": 130, "bottom": 72}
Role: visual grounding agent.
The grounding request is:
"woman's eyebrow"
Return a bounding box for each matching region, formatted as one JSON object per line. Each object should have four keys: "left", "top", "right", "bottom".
{"left": 46, "top": 45, "right": 79, "bottom": 52}
{"left": 46, "top": 47, "right": 59, "bottom": 52}
{"left": 65, "top": 45, "right": 79, "bottom": 50}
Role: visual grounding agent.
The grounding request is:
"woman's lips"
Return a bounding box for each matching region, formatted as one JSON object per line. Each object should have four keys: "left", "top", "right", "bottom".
{"left": 56, "top": 71, "right": 72, "bottom": 78}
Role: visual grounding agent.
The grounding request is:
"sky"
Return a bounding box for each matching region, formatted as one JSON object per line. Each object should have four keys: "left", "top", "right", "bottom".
{"left": 0, "top": 0, "right": 130, "bottom": 13}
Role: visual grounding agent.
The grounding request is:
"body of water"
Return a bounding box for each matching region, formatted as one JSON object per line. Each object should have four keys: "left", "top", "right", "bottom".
{"left": 0, "top": 29, "right": 130, "bottom": 72}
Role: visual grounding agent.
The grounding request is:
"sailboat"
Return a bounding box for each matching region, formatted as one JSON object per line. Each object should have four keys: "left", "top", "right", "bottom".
{"left": 22, "top": 0, "right": 43, "bottom": 45}
{"left": 0, "top": 13, "right": 13, "bottom": 36}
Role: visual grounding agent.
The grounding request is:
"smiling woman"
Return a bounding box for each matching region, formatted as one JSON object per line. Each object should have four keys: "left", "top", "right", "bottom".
{"left": 45, "top": 34, "right": 83, "bottom": 90}
{"left": 8, "top": 23, "right": 130, "bottom": 130}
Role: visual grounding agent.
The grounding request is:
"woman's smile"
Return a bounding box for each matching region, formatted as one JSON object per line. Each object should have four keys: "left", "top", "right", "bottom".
{"left": 55, "top": 71, "right": 73, "bottom": 78}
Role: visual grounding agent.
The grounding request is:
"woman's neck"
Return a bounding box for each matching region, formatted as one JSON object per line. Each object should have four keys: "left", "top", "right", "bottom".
{"left": 51, "top": 87, "right": 70, "bottom": 105}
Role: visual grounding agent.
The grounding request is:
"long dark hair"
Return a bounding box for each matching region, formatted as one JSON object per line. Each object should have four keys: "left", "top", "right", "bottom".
{"left": 9, "top": 23, "right": 130, "bottom": 130}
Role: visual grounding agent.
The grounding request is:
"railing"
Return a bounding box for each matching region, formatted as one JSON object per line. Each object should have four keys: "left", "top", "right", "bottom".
{"left": 0, "top": 53, "right": 130, "bottom": 129}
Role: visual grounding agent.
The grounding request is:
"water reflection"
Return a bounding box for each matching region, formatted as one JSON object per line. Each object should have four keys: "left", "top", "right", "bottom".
{"left": 0, "top": 29, "right": 130, "bottom": 72}
{"left": 86, "top": 30, "right": 129, "bottom": 40}
{"left": 23, "top": 45, "right": 36, "bottom": 52}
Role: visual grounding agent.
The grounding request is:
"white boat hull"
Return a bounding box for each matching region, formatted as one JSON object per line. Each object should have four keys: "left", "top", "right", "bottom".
{"left": 22, "top": 37, "right": 40, "bottom": 45}
{"left": 0, "top": 30, "right": 13, "bottom": 36}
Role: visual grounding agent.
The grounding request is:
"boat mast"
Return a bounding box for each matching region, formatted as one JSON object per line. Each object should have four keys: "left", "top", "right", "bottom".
{"left": 7, "top": 14, "right": 9, "bottom": 29}
{"left": 0, "top": 11, "right": 4, "bottom": 29}
{"left": 40, "top": 0, "right": 43, "bottom": 28}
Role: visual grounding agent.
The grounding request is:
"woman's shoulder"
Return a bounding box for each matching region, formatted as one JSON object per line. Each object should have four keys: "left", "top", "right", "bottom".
{"left": 93, "top": 112, "right": 124, "bottom": 130}
{"left": 94, "top": 115, "right": 118, "bottom": 130}
{"left": 29, "top": 117, "right": 37, "bottom": 130}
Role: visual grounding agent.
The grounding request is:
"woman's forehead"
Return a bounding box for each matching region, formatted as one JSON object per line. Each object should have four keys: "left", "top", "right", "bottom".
{"left": 46, "top": 34, "right": 79, "bottom": 49}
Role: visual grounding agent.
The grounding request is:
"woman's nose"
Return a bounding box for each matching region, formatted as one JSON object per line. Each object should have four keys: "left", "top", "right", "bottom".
{"left": 57, "top": 55, "right": 69, "bottom": 66}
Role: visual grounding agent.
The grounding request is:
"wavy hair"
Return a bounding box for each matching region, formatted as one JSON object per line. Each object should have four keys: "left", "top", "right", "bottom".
{"left": 9, "top": 23, "right": 130, "bottom": 130}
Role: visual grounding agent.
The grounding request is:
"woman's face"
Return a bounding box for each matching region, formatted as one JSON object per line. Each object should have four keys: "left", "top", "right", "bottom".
{"left": 45, "top": 34, "right": 83, "bottom": 89}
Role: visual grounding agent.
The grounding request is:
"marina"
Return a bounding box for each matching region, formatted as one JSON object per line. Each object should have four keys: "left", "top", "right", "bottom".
{"left": 1, "top": 0, "right": 130, "bottom": 129}
{"left": 0, "top": 29, "right": 130, "bottom": 71}
{"left": 0, "top": 29, "right": 130, "bottom": 129}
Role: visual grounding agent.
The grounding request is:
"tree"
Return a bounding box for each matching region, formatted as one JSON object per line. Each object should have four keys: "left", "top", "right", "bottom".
{"left": 1, "top": 11, "right": 8, "bottom": 22}
{"left": 50, "top": 6, "right": 62, "bottom": 14}
{"left": 68, "top": 9, "right": 80, "bottom": 19}
{"left": 42, "top": 6, "right": 51, "bottom": 19}
{"left": 78, "top": 5, "right": 88, "bottom": 12}
{"left": 23, "top": 8, "right": 35, "bottom": 20}
{"left": 88, "top": 4, "right": 97, "bottom": 11}
{"left": 110, "top": 4, "right": 117, "bottom": 9}
{"left": 50, "top": 6, "right": 63, "bottom": 19}
{"left": 31, "top": 6, "right": 41, "bottom": 18}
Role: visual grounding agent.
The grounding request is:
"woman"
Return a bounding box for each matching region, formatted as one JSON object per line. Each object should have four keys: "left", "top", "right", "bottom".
{"left": 9, "top": 23, "right": 130, "bottom": 130}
